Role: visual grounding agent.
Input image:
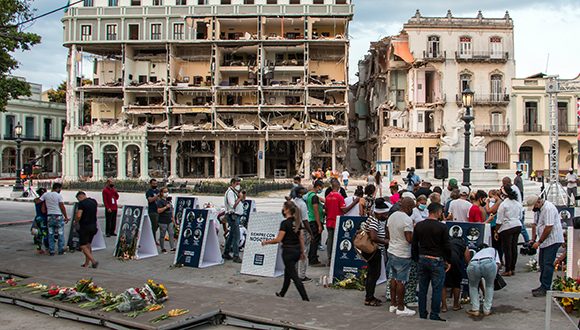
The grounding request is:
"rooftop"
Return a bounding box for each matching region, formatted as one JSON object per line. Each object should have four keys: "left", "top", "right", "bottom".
{"left": 404, "top": 9, "right": 513, "bottom": 29}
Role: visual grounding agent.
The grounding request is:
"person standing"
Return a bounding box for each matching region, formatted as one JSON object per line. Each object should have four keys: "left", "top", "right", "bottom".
{"left": 306, "top": 180, "right": 325, "bottom": 266}
{"left": 502, "top": 176, "right": 529, "bottom": 243}
{"left": 441, "top": 179, "right": 458, "bottom": 205}
{"left": 262, "top": 201, "right": 309, "bottom": 301}
{"left": 74, "top": 191, "right": 99, "bottom": 268}
{"left": 514, "top": 170, "right": 524, "bottom": 201}
{"left": 156, "top": 187, "right": 175, "bottom": 254}
{"left": 287, "top": 176, "right": 303, "bottom": 200}
{"left": 468, "top": 190, "right": 487, "bottom": 223}
{"left": 442, "top": 236, "right": 468, "bottom": 313}
{"left": 406, "top": 167, "right": 420, "bottom": 192}
{"left": 146, "top": 179, "right": 160, "bottom": 242}
{"left": 566, "top": 168, "right": 578, "bottom": 206}
{"left": 33, "top": 188, "right": 48, "bottom": 254}
{"left": 389, "top": 181, "right": 400, "bottom": 205}
{"left": 223, "top": 178, "right": 245, "bottom": 263}
{"left": 446, "top": 186, "right": 472, "bottom": 222}
{"left": 363, "top": 199, "right": 389, "bottom": 307}
{"left": 414, "top": 182, "right": 433, "bottom": 199}
{"left": 386, "top": 197, "right": 416, "bottom": 316}
{"left": 37, "top": 183, "right": 69, "bottom": 256}
{"left": 410, "top": 195, "right": 428, "bottom": 225}
{"left": 375, "top": 171, "right": 383, "bottom": 197}
{"left": 466, "top": 246, "right": 501, "bottom": 316}
{"left": 102, "top": 178, "right": 119, "bottom": 237}
{"left": 367, "top": 170, "right": 376, "bottom": 187}
{"left": 324, "top": 177, "right": 348, "bottom": 198}
{"left": 496, "top": 185, "right": 523, "bottom": 276}
{"left": 341, "top": 169, "right": 350, "bottom": 189}
{"left": 324, "top": 179, "right": 358, "bottom": 264}
{"left": 345, "top": 186, "right": 364, "bottom": 217}
{"left": 294, "top": 187, "right": 313, "bottom": 282}
{"left": 412, "top": 202, "right": 451, "bottom": 322}
{"left": 530, "top": 195, "right": 565, "bottom": 297}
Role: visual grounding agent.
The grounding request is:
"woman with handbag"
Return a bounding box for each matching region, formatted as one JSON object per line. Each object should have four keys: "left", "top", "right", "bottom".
{"left": 466, "top": 245, "right": 502, "bottom": 317}
{"left": 361, "top": 198, "right": 389, "bottom": 307}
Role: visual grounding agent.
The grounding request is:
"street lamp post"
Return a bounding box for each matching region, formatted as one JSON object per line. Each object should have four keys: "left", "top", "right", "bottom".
{"left": 12, "top": 122, "right": 24, "bottom": 193}
{"left": 162, "top": 135, "right": 168, "bottom": 185}
{"left": 461, "top": 88, "right": 474, "bottom": 188}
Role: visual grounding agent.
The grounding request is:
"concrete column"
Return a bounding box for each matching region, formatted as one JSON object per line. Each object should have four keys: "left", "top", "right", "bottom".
{"left": 258, "top": 138, "right": 266, "bottom": 179}
{"left": 214, "top": 140, "right": 221, "bottom": 178}
{"left": 304, "top": 138, "right": 312, "bottom": 178}
{"left": 204, "top": 158, "right": 209, "bottom": 177}
{"left": 93, "top": 138, "right": 102, "bottom": 181}
{"left": 139, "top": 142, "right": 150, "bottom": 181}
{"left": 331, "top": 139, "right": 337, "bottom": 171}
{"left": 117, "top": 148, "right": 127, "bottom": 180}
{"left": 169, "top": 139, "right": 178, "bottom": 179}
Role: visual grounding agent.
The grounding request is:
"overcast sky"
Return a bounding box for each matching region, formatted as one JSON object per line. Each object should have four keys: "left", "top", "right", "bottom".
{"left": 11, "top": 0, "right": 580, "bottom": 89}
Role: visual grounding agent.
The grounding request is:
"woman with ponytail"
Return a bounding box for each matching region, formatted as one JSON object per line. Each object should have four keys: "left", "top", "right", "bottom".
{"left": 262, "top": 201, "right": 310, "bottom": 301}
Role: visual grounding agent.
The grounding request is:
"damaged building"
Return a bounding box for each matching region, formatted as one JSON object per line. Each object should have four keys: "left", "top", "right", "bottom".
{"left": 61, "top": 0, "right": 353, "bottom": 181}
{"left": 353, "top": 10, "right": 515, "bottom": 174}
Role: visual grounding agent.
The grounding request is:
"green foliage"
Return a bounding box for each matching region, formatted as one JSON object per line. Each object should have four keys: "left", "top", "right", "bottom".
{"left": 0, "top": 0, "right": 41, "bottom": 111}
{"left": 46, "top": 81, "right": 66, "bottom": 103}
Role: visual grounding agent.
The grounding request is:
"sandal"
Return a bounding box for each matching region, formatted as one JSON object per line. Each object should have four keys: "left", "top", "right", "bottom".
{"left": 441, "top": 306, "right": 448, "bottom": 313}
{"left": 453, "top": 306, "right": 463, "bottom": 311}
{"left": 364, "top": 298, "right": 383, "bottom": 307}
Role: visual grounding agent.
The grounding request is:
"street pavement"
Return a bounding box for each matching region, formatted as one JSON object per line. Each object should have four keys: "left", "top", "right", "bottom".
{"left": 0, "top": 187, "right": 573, "bottom": 330}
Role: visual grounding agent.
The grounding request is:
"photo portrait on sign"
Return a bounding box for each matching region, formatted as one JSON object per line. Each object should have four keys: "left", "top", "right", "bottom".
{"left": 340, "top": 239, "right": 352, "bottom": 252}
{"left": 342, "top": 219, "right": 354, "bottom": 232}
{"left": 466, "top": 227, "right": 480, "bottom": 242}
{"left": 449, "top": 225, "right": 463, "bottom": 238}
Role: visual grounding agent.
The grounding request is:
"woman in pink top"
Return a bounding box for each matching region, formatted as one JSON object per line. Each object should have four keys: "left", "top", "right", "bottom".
{"left": 389, "top": 181, "right": 400, "bottom": 205}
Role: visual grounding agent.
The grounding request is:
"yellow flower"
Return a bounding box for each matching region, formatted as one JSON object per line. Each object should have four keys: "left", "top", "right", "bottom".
{"left": 562, "top": 298, "right": 573, "bottom": 306}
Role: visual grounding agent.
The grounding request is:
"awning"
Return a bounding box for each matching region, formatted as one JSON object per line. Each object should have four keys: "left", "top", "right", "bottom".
{"left": 392, "top": 41, "right": 414, "bottom": 64}
{"left": 485, "top": 140, "right": 510, "bottom": 163}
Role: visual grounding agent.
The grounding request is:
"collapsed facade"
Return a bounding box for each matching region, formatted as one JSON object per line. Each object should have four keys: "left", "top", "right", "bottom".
{"left": 61, "top": 0, "right": 352, "bottom": 181}
{"left": 352, "top": 10, "right": 516, "bottom": 174}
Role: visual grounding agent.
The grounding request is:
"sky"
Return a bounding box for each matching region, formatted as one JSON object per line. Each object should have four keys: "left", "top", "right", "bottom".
{"left": 11, "top": 0, "right": 580, "bottom": 90}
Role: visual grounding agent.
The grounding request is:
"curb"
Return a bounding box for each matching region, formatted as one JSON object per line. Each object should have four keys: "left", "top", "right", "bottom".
{"left": 0, "top": 220, "right": 33, "bottom": 227}
{"left": 0, "top": 197, "right": 112, "bottom": 208}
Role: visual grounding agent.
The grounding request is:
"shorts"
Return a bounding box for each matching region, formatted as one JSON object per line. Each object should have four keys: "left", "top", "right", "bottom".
{"left": 387, "top": 253, "right": 412, "bottom": 283}
{"left": 79, "top": 226, "right": 98, "bottom": 246}
{"left": 343, "top": 179, "right": 349, "bottom": 186}
{"left": 444, "top": 262, "right": 463, "bottom": 288}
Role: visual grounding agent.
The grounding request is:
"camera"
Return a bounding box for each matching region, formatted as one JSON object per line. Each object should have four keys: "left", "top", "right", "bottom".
{"left": 520, "top": 242, "right": 537, "bottom": 256}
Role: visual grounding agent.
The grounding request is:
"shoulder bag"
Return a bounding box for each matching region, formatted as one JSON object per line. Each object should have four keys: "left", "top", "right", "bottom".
{"left": 354, "top": 220, "right": 377, "bottom": 257}
{"left": 493, "top": 250, "right": 507, "bottom": 291}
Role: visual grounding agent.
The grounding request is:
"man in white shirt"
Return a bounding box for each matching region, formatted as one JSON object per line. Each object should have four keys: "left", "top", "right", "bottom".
{"left": 441, "top": 178, "right": 458, "bottom": 205}
{"left": 341, "top": 170, "right": 350, "bottom": 189}
{"left": 529, "top": 195, "right": 565, "bottom": 297}
{"left": 37, "top": 182, "right": 69, "bottom": 256}
{"left": 566, "top": 168, "right": 578, "bottom": 206}
{"left": 466, "top": 246, "right": 501, "bottom": 316}
{"left": 386, "top": 197, "right": 416, "bottom": 316}
{"left": 223, "top": 177, "right": 245, "bottom": 263}
{"left": 294, "top": 187, "right": 314, "bottom": 282}
{"left": 446, "top": 186, "right": 472, "bottom": 222}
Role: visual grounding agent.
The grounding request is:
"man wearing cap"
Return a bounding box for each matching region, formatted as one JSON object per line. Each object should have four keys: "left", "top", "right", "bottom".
{"left": 406, "top": 168, "right": 420, "bottom": 192}
{"left": 223, "top": 177, "right": 246, "bottom": 263}
{"left": 566, "top": 168, "right": 578, "bottom": 206}
{"left": 514, "top": 171, "right": 524, "bottom": 201}
{"left": 414, "top": 182, "right": 433, "bottom": 199}
{"left": 529, "top": 195, "right": 565, "bottom": 297}
{"left": 446, "top": 186, "right": 472, "bottom": 222}
{"left": 441, "top": 179, "right": 458, "bottom": 205}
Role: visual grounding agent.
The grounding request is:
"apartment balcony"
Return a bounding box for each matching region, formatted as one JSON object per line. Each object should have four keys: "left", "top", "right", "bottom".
{"left": 124, "top": 105, "right": 166, "bottom": 115}
{"left": 454, "top": 51, "right": 509, "bottom": 63}
{"left": 515, "top": 125, "right": 543, "bottom": 135}
{"left": 455, "top": 93, "right": 509, "bottom": 106}
{"left": 474, "top": 125, "right": 510, "bottom": 137}
{"left": 44, "top": 136, "right": 64, "bottom": 142}
{"left": 421, "top": 50, "right": 446, "bottom": 62}
{"left": 559, "top": 124, "right": 578, "bottom": 136}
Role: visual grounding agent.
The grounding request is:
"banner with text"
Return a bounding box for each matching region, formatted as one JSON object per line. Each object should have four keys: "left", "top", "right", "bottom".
{"left": 174, "top": 208, "right": 223, "bottom": 268}
{"left": 241, "top": 212, "right": 285, "bottom": 278}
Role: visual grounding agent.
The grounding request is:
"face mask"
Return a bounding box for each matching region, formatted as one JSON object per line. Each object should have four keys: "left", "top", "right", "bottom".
{"left": 109, "top": 184, "right": 115, "bottom": 188}
{"left": 235, "top": 185, "right": 241, "bottom": 192}
{"left": 418, "top": 204, "right": 427, "bottom": 211}
{"left": 532, "top": 206, "right": 540, "bottom": 212}
{"left": 489, "top": 198, "right": 496, "bottom": 203}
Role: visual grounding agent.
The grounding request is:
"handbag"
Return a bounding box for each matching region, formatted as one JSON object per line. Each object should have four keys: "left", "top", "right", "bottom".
{"left": 354, "top": 228, "right": 377, "bottom": 255}
{"left": 493, "top": 250, "right": 507, "bottom": 291}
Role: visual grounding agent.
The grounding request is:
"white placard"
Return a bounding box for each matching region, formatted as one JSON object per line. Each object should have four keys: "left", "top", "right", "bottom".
{"left": 241, "top": 212, "right": 285, "bottom": 278}
{"left": 136, "top": 213, "right": 158, "bottom": 259}
{"left": 91, "top": 220, "right": 106, "bottom": 251}
{"left": 198, "top": 209, "right": 224, "bottom": 268}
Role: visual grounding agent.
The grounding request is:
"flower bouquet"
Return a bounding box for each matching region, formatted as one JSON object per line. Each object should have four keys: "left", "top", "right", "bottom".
{"left": 102, "top": 288, "right": 149, "bottom": 313}
{"left": 330, "top": 269, "right": 367, "bottom": 291}
{"left": 0, "top": 278, "right": 22, "bottom": 290}
{"left": 150, "top": 308, "right": 189, "bottom": 324}
{"left": 144, "top": 280, "right": 168, "bottom": 304}
{"left": 552, "top": 275, "right": 580, "bottom": 313}
{"left": 125, "top": 303, "right": 163, "bottom": 318}
{"left": 526, "top": 258, "right": 539, "bottom": 272}
{"left": 79, "top": 291, "right": 117, "bottom": 310}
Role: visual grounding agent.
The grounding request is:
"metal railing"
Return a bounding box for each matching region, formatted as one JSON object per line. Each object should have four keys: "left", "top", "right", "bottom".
{"left": 545, "top": 291, "right": 580, "bottom": 330}
{"left": 559, "top": 124, "right": 577, "bottom": 134}
{"left": 422, "top": 50, "right": 446, "bottom": 61}
{"left": 455, "top": 50, "right": 509, "bottom": 61}
{"left": 474, "top": 125, "right": 510, "bottom": 136}
{"left": 516, "top": 124, "right": 543, "bottom": 134}
{"left": 455, "top": 93, "right": 509, "bottom": 105}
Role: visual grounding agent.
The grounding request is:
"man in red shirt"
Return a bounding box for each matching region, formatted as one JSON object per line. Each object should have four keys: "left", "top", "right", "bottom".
{"left": 102, "top": 178, "right": 119, "bottom": 237}
{"left": 324, "top": 178, "right": 359, "bottom": 265}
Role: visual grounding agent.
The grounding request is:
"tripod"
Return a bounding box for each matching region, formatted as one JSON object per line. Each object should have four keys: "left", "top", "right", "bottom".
{"left": 23, "top": 177, "right": 37, "bottom": 198}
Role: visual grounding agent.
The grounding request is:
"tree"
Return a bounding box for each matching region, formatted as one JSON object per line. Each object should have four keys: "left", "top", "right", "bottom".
{"left": 0, "top": 0, "right": 41, "bottom": 111}
{"left": 46, "top": 80, "right": 66, "bottom": 103}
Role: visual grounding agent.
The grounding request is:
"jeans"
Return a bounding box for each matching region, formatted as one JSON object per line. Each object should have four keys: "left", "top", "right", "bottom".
{"left": 158, "top": 222, "right": 175, "bottom": 250}
{"left": 281, "top": 247, "right": 309, "bottom": 301}
{"left": 467, "top": 259, "right": 497, "bottom": 312}
{"left": 326, "top": 227, "right": 335, "bottom": 263}
{"left": 149, "top": 212, "right": 159, "bottom": 240}
{"left": 539, "top": 243, "right": 561, "bottom": 290}
{"left": 500, "top": 226, "right": 521, "bottom": 272}
{"left": 568, "top": 187, "right": 578, "bottom": 206}
{"left": 308, "top": 222, "right": 321, "bottom": 264}
{"left": 105, "top": 209, "right": 117, "bottom": 235}
{"left": 47, "top": 215, "right": 65, "bottom": 254}
{"left": 364, "top": 250, "right": 382, "bottom": 301}
{"left": 417, "top": 257, "right": 445, "bottom": 320}
{"left": 224, "top": 214, "right": 241, "bottom": 257}
{"left": 519, "top": 212, "right": 530, "bottom": 242}
{"left": 298, "top": 230, "right": 311, "bottom": 278}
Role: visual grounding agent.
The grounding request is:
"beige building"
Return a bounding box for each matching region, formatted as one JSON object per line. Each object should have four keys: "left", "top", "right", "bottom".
{"left": 510, "top": 74, "right": 578, "bottom": 178}
{"left": 61, "top": 0, "right": 352, "bottom": 182}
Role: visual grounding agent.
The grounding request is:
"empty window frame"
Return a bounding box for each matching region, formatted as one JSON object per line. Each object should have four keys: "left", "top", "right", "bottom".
{"left": 80, "top": 24, "right": 92, "bottom": 41}
{"left": 84, "top": 0, "right": 94, "bottom": 6}
{"left": 427, "top": 36, "right": 440, "bottom": 58}
{"left": 151, "top": 23, "right": 162, "bottom": 40}
{"left": 153, "top": 0, "right": 162, "bottom": 5}
{"left": 176, "top": 0, "right": 187, "bottom": 4}
{"left": 108, "top": 0, "right": 118, "bottom": 6}
{"left": 106, "top": 24, "right": 117, "bottom": 40}
{"left": 459, "top": 36, "right": 472, "bottom": 57}
{"left": 131, "top": 0, "right": 141, "bottom": 5}
{"left": 173, "top": 23, "right": 184, "bottom": 40}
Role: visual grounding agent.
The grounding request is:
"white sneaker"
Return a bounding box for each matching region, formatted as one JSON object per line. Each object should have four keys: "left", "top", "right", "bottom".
{"left": 396, "top": 306, "right": 416, "bottom": 316}
{"left": 389, "top": 306, "right": 397, "bottom": 313}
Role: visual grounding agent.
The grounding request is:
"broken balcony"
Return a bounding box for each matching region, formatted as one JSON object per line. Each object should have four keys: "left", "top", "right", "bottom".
{"left": 125, "top": 47, "right": 167, "bottom": 87}
{"left": 309, "top": 17, "right": 348, "bottom": 40}
{"left": 308, "top": 89, "right": 347, "bottom": 108}
{"left": 218, "top": 46, "right": 258, "bottom": 78}
{"left": 89, "top": 98, "right": 123, "bottom": 123}
{"left": 263, "top": 113, "right": 305, "bottom": 131}
{"left": 262, "top": 90, "right": 304, "bottom": 112}
{"left": 263, "top": 45, "right": 305, "bottom": 76}
{"left": 215, "top": 114, "right": 259, "bottom": 131}
{"left": 90, "top": 56, "right": 123, "bottom": 87}
{"left": 170, "top": 90, "right": 212, "bottom": 114}
{"left": 216, "top": 90, "right": 258, "bottom": 111}
{"left": 217, "top": 18, "right": 258, "bottom": 41}
{"left": 262, "top": 17, "right": 305, "bottom": 41}
{"left": 263, "top": 70, "right": 304, "bottom": 87}
{"left": 172, "top": 113, "right": 213, "bottom": 131}
{"left": 171, "top": 46, "right": 212, "bottom": 87}
{"left": 308, "top": 45, "right": 347, "bottom": 86}
{"left": 124, "top": 91, "right": 166, "bottom": 115}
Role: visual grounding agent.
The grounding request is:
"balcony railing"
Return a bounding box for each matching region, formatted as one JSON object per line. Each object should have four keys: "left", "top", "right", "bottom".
{"left": 475, "top": 125, "right": 510, "bottom": 136}
{"left": 455, "top": 51, "right": 509, "bottom": 62}
{"left": 559, "top": 124, "right": 578, "bottom": 135}
{"left": 44, "top": 136, "right": 64, "bottom": 142}
{"left": 455, "top": 93, "right": 509, "bottom": 105}
{"left": 516, "top": 125, "right": 543, "bottom": 134}
{"left": 421, "top": 50, "right": 446, "bottom": 62}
